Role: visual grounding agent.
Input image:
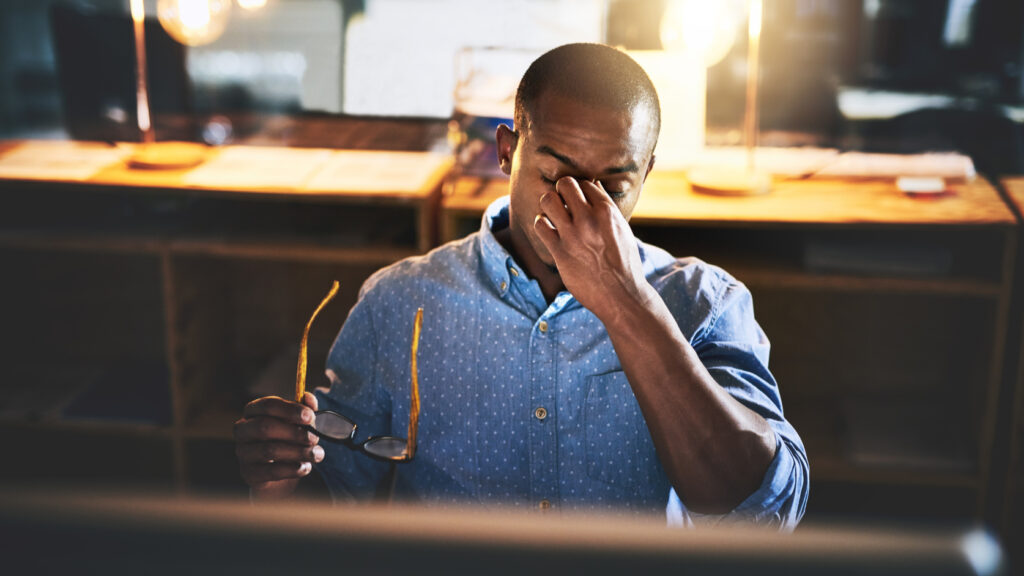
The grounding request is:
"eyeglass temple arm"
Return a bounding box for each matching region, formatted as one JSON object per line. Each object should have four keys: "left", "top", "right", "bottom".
{"left": 296, "top": 281, "right": 340, "bottom": 403}
{"left": 405, "top": 307, "right": 423, "bottom": 458}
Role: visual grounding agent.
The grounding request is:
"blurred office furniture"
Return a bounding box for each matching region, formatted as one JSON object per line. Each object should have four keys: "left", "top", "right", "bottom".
{"left": 0, "top": 116, "right": 449, "bottom": 494}
{"left": 50, "top": 3, "right": 191, "bottom": 142}
{"left": 0, "top": 488, "right": 1006, "bottom": 576}
{"left": 999, "top": 176, "right": 1024, "bottom": 573}
{"left": 442, "top": 169, "right": 1017, "bottom": 528}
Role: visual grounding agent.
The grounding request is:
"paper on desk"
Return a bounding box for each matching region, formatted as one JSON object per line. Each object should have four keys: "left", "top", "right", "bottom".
{"left": 689, "top": 147, "right": 840, "bottom": 178}
{"left": 0, "top": 140, "right": 129, "bottom": 181}
{"left": 305, "top": 150, "right": 453, "bottom": 193}
{"left": 815, "top": 151, "right": 976, "bottom": 180}
{"left": 182, "top": 146, "right": 332, "bottom": 190}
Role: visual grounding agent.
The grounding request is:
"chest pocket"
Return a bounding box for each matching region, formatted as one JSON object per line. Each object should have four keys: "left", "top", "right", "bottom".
{"left": 584, "top": 370, "right": 660, "bottom": 491}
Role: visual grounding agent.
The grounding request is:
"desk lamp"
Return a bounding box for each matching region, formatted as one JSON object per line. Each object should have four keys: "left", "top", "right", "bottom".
{"left": 662, "top": 0, "right": 771, "bottom": 196}
{"left": 127, "top": 0, "right": 257, "bottom": 169}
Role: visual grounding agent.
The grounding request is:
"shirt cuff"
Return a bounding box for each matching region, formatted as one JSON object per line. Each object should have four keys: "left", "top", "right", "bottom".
{"left": 668, "top": 431, "right": 806, "bottom": 530}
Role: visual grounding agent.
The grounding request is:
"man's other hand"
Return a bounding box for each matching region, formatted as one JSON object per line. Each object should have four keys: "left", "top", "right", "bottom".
{"left": 234, "top": 392, "right": 323, "bottom": 501}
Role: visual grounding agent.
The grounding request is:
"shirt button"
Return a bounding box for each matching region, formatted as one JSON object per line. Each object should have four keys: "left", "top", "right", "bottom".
{"left": 538, "top": 320, "right": 548, "bottom": 333}
{"left": 509, "top": 267, "right": 519, "bottom": 277}
{"left": 534, "top": 406, "right": 547, "bottom": 420}
{"left": 500, "top": 281, "right": 507, "bottom": 291}
{"left": 538, "top": 499, "right": 551, "bottom": 510}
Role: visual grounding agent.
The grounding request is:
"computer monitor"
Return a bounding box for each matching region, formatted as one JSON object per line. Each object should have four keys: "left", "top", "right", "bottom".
{"left": 0, "top": 487, "right": 1004, "bottom": 576}
{"left": 50, "top": 3, "right": 190, "bottom": 142}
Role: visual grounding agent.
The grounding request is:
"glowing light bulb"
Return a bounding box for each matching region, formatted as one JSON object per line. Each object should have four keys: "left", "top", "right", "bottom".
{"left": 157, "top": 0, "right": 232, "bottom": 46}
{"left": 236, "top": 0, "right": 267, "bottom": 9}
{"left": 660, "top": 0, "right": 740, "bottom": 67}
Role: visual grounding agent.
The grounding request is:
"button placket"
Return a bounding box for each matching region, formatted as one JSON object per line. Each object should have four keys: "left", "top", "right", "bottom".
{"left": 528, "top": 315, "right": 557, "bottom": 507}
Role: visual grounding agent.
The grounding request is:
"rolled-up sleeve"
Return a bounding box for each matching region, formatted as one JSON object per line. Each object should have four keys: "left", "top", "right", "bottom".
{"left": 668, "top": 277, "right": 809, "bottom": 530}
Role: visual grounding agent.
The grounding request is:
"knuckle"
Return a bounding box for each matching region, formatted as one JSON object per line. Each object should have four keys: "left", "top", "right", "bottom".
{"left": 257, "top": 417, "right": 274, "bottom": 437}
{"left": 261, "top": 443, "right": 277, "bottom": 461}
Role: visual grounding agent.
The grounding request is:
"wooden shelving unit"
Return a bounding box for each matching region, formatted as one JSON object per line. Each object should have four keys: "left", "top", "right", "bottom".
{"left": 0, "top": 138, "right": 447, "bottom": 495}
{"left": 442, "top": 171, "right": 1018, "bottom": 522}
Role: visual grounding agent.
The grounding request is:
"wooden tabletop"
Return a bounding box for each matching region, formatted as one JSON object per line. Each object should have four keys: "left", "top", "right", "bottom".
{"left": 0, "top": 140, "right": 453, "bottom": 206}
{"left": 447, "top": 172, "right": 1017, "bottom": 229}
{"left": 1003, "top": 177, "right": 1024, "bottom": 219}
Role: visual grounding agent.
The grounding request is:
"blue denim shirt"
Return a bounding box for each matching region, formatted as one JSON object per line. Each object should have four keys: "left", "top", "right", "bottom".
{"left": 315, "top": 196, "right": 808, "bottom": 528}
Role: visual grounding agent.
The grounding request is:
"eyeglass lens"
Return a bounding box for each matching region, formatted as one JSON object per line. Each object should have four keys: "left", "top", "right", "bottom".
{"left": 312, "top": 410, "right": 410, "bottom": 462}
{"left": 313, "top": 411, "right": 355, "bottom": 441}
{"left": 363, "top": 436, "right": 408, "bottom": 460}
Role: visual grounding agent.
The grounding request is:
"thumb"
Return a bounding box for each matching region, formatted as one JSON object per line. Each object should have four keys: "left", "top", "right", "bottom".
{"left": 302, "top": 391, "right": 319, "bottom": 411}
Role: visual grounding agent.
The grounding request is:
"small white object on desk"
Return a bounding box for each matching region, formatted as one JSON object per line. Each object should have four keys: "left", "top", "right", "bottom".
{"left": 896, "top": 176, "right": 948, "bottom": 195}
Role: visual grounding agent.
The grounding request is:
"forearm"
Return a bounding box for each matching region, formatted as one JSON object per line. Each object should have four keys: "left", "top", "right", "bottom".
{"left": 599, "top": 284, "right": 777, "bottom": 514}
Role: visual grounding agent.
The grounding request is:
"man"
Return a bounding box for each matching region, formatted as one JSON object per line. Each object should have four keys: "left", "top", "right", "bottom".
{"left": 234, "top": 43, "right": 808, "bottom": 527}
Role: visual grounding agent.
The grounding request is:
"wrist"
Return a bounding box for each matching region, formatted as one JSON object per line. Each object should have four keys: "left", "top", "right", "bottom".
{"left": 592, "top": 277, "right": 660, "bottom": 328}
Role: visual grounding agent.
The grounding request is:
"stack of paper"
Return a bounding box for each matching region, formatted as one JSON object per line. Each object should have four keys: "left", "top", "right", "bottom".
{"left": 305, "top": 150, "right": 452, "bottom": 193}
{"left": 183, "top": 146, "right": 333, "bottom": 190}
{"left": 0, "top": 140, "right": 129, "bottom": 181}
{"left": 815, "top": 152, "right": 976, "bottom": 180}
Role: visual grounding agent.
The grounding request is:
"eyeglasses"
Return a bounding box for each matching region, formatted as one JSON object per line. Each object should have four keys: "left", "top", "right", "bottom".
{"left": 295, "top": 281, "right": 422, "bottom": 463}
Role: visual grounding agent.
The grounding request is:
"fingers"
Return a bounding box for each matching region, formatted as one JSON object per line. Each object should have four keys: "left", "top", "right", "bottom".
{"left": 538, "top": 187, "right": 571, "bottom": 230}
{"left": 577, "top": 178, "right": 612, "bottom": 207}
{"left": 533, "top": 212, "right": 560, "bottom": 248}
{"left": 243, "top": 395, "right": 314, "bottom": 427}
{"left": 556, "top": 176, "right": 590, "bottom": 212}
{"left": 236, "top": 395, "right": 325, "bottom": 491}
{"left": 234, "top": 414, "right": 319, "bottom": 444}
{"left": 236, "top": 441, "right": 324, "bottom": 466}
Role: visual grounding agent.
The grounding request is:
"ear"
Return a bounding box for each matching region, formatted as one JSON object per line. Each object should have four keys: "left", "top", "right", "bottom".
{"left": 642, "top": 153, "right": 656, "bottom": 182}
{"left": 495, "top": 124, "right": 518, "bottom": 176}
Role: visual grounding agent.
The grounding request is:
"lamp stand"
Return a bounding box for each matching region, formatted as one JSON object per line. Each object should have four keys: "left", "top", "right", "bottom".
{"left": 126, "top": 0, "right": 205, "bottom": 170}
{"left": 690, "top": 0, "right": 770, "bottom": 196}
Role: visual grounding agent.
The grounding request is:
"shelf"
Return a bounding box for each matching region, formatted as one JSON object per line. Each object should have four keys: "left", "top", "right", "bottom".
{"left": 183, "top": 409, "right": 238, "bottom": 441}
{"left": 0, "top": 417, "right": 171, "bottom": 437}
{"left": 736, "top": 268, "right": 1004, "bottom": 297}
{"left": 809, "top": 457, "right": 979, "bottom": 488}
{"left": 168, "top": 238, "right": 417, "bottom": 265}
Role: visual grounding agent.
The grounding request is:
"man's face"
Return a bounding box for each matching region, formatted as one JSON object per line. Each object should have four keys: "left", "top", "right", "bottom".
{"left": 497, "top": 90, "right": 657, "bottom": 267}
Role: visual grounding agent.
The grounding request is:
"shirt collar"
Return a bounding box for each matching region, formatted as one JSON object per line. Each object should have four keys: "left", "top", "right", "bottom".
{"left": 478, "top": 196, "right": 519, "bottom": 297}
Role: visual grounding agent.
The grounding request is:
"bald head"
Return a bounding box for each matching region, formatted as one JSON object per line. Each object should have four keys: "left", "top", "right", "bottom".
{"left": 513, "top": 43, "right": 661, "bottom": 153}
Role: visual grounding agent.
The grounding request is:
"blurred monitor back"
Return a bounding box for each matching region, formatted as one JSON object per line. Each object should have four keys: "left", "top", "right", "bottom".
{"left": 0, "top": 488, "right": 1004, "bottom": 576}
{"left": 50, "top": 3, "right": 190, "bottom": 142}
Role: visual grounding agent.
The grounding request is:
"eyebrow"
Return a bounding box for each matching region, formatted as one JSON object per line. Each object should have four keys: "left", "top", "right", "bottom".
{"left": 536, "top": 145, "right": 639, "bottom": 175}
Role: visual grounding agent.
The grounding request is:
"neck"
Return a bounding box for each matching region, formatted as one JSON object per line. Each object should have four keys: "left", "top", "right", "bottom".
{"left": 494, "top": 227, "right": 564, "bottom": 304}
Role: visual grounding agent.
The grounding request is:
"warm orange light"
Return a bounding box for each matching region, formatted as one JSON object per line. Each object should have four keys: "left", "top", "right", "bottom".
{"left": 130, "top": 0, "right": 145, "bottom": 23}
{"left": 659, "top": 0, "right": 738, "bottom": 67}
{"left": 236, "top": 0, "right": 267, "bottom": 9}
{"left": 748, "top": 0, "right": 763, "bottom": 41}
{"left": 157, "top": 0, "right": 232, "bottom": 46}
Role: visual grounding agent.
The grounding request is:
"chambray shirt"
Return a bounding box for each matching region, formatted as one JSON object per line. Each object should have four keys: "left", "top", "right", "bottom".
{"left": 314, "top": 196, "right": 808, "bottom": 528}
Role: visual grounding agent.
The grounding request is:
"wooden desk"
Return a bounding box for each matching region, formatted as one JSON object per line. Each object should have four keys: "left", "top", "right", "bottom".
{"left": 444, "top": 172, "right": 1018, "bottom": 521}
{"left": 0, "top": 137, "right": 449, "bottom": 493}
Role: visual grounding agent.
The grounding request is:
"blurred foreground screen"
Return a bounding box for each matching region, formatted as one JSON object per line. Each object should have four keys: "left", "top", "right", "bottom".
{"left": 0, "top": 487, "right": 1005, "bottom": 576}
